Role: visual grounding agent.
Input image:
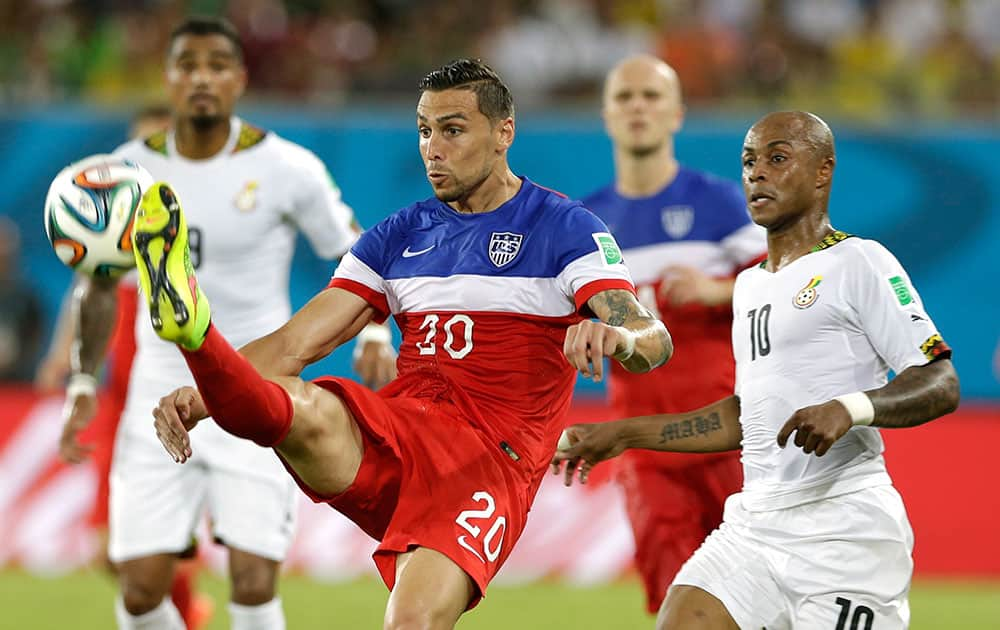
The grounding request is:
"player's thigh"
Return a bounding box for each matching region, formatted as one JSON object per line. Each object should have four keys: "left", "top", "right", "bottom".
{"left": 385, "top": 547, "right": 475, "bottom": 630}
{"left": 109, "top": 428, "right": 208, "bottom": 563}
{"left": 271, "top": 375, "right": 364, "bottom": 496}
{"left": 657, "top": 585, "right": 739, "bottom": 630}
{"left": 671, "top": 497, "right": 788, "bottom": 629}
{"left": 207, "top": 465, "right": 297, "bottom": 563}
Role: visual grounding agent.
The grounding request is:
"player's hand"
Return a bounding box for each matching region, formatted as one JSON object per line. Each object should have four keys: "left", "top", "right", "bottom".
{"left": 59, "top": 392, "right": 97, "bottom": 464}
{"left": 777, "top": 400, "right": 853, "bottom": 457}
{"left": 353, "top": 341, "right": 397, "bottom": 390}
{"left": 152, "top": 386, "right": 208, "bottom": 463}
{"left": 550, "top": 423, "right": 627, "bottom": 486}
{"left": 35, "top": 354, "right": 71, "bottom": 393}
{"left": 564, "top": 320, "right": 631, "bottom": 382}
{"left": 658, "top": 265, "right": 730, "bottom": 307}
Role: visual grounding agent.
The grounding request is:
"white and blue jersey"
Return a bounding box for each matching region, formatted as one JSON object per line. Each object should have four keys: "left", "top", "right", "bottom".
{"left": 331, "top": 177, "right": 634, "bottom": 474}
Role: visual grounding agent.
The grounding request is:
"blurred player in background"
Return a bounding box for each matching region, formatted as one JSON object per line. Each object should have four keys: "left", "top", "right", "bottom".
{"left": 556, "top": 111, "right": 960, "bottom": 629}
{"left": 582, "top": 54, "right": 765, "bottom": 613}
{"left": 142, "top": 58, "right": 672, "bottom": 628}
{"left": 59, "top": 17, "right": 394, "bottom": 630}
{"left": 37, "top": 103, "right": 215, "bottom": 630}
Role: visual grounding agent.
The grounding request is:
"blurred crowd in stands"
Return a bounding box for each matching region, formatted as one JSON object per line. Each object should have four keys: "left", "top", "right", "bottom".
{"left": 0, "top": 0, "right": 997, "bottom": 121}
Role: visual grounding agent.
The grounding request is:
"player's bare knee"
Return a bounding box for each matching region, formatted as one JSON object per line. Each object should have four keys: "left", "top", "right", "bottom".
{"left": 120, "top": 577, "right": 168, "bottom": 615}
{"left": 229, "top": 562, "right": 277, "bottom": 605}
{"left": 384, "top": 602, "right": 458, "bottom": 630}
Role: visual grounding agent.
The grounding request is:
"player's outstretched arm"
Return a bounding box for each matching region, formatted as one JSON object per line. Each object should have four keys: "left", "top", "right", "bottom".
{"left": 565, "top": 288, "right": 672, "bottom": 381}
{"left": 553, "top": 396, "right": 742, "bottom": 486}
{"left": 778, "top": 359, "right": 960, "bottom": 457}
{"left": 239, "top": 286, "right": 378, "bottom": 379}
{"left": 58, "top": 275, "right": 118, "bottom": 463}
{"left": 867, "top": 359, "right": 960, "bottom": 427}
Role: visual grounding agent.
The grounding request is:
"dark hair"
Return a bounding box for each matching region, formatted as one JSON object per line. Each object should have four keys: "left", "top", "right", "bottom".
{"left": 418, "top": 59, "right": 514, "bottom": 122}
{"left": 169, "top": 16, "right": 244, "bottom": 61}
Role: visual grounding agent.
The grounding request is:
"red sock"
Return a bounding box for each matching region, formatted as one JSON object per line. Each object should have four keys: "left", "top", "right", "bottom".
{"left": 171, "top": 565, "right": 194, "bottom": 629}
{"left": 180, "top": 325, "right": 293, "bottom": 447}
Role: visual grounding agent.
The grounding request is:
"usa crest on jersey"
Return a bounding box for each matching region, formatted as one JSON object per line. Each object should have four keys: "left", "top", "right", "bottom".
{"left": 489, "top": 232, "right": 523, "bottom": 267}
{"left": 661, "top": 205, "right": 694, "bottom": 239}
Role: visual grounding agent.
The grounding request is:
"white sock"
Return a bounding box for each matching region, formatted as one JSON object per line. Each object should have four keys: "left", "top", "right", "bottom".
{"left": 114, "top": 597, "right": 185, "bottom": 630}
{"left": 229, "top": 597, "right": 285, "bottom": 630}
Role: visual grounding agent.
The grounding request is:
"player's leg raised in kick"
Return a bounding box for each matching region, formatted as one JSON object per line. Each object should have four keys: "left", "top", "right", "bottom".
{"left": 131, "top": 182, "right": 362, "bottom": 495}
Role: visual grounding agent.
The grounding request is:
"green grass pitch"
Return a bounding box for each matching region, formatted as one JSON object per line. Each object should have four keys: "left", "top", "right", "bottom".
{"left": 4, "top": 570, "right": 998, "bottom": 628}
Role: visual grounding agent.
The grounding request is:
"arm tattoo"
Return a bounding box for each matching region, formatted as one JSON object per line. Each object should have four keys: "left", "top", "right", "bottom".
{"left": 590, "top": 289, "right": 637, "bottom": 326}
{"left": 869, "top": 360, "right": 960, "bottom": 428}
{"left": 660, "top": 412, "right": 723, "bottom": 443}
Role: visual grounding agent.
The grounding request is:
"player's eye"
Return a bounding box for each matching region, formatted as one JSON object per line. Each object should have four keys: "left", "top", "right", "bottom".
{"left": 771, "top": 154, "right": 786, "bottom": 163}
{"left": 742, "top": 157, "right": 755, "bottom": 168}
{"left": 418, "top": 127, "right": 431, "bottom": 138}
{"left": 445, "top": 127, "right": 462, "bottom": 136}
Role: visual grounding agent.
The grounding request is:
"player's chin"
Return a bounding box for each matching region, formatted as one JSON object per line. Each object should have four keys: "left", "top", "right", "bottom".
{"left": 432, "top": 185, "right": 462, "bottom": 203}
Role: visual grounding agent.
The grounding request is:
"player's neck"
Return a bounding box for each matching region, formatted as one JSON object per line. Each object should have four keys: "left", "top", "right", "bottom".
{"left": 613, "top": 143, "right": 678, "bottom": 198}
{"left": 765, "top": 212, "right": 835, "bottom": 272}
{"left": 447, "top": 168, "right": 522, "bottom": 214}
{"left": 174, "top": 117, "right": 232, "bottom": 160}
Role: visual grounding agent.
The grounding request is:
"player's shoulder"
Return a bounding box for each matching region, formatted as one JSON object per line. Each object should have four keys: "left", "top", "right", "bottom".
{"left": 831, "top": 234, "right": 905, "bottom": 272}
{"left": 113, "top": 135, "right": 162, "bottom": 161}
{"left": 522, "top": 178, "right": 594, "bottom": 225}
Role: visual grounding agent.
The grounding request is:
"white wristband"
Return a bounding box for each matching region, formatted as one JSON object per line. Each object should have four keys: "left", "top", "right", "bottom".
{"left": 356, "top": 323, "right": 392, "bottom": 346}
{"left": 613, "top": 328, "right": 637, "bottom": 362}
{"left": 67, "top": 373, "right": 98, "bottom": 399}
{"left": 353, "top": 324, "right": 393, "bottom": 360}
{"left": 834, "top": 392, "right": 875, "bottom": 426}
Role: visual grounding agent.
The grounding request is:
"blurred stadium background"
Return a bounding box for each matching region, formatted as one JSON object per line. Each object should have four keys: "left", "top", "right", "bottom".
{"left": 1, "top": 0, "right": 998, "bottom": 628}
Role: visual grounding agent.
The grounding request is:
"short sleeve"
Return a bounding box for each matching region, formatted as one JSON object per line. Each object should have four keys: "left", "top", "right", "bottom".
{"left": 328, "top": 219, "right": 393, "bottom": 322}
{"left": 555, "top": 207, "right": 635, "bottom": 315}
{"left": 848, "top": 241, "right": 951, "bottom": 373}
{"left": 286, "top": 147, "right": 358, "bottom": 260}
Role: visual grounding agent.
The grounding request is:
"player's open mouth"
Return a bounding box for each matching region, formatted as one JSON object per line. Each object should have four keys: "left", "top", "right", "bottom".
{"left": 427, "top": 172, "right": 448, "bottom": 184}
{"left": 749, "top": 192, "right": 775, "bottom": 207}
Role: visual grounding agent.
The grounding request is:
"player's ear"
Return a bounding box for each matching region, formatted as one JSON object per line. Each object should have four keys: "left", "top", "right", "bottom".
{"left": 668, "top": 103, "right": 686, "bottom": 135}
{"left": 496, "top": 116, "right": 515, "bottom": 152}
{"left": 234, "top": 64, "right": 248, "bottom": 99}
{"left": 816, "top": 155, "right": 835, "bottom": 189}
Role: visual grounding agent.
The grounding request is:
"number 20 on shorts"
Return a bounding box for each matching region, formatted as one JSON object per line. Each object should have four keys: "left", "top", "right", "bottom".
{"left": 455, "top": 491, "right": 507, "bottom": 563}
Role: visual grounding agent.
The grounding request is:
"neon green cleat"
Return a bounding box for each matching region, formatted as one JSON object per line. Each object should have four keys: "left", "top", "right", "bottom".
{"left": 131, "top": 182, "right": 210, "bottom": 351}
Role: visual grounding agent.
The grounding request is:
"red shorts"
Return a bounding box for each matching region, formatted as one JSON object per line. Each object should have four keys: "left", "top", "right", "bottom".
{"left": 288, "top": 373, "right": 531, "bottom": 607}
{"left": 616, "top": 450, "right": 742, "bottom": 613}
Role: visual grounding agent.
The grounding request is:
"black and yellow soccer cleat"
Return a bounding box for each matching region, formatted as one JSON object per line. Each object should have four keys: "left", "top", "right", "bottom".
{"left": 131, "top": 182, "right": 210, "bottom": 351}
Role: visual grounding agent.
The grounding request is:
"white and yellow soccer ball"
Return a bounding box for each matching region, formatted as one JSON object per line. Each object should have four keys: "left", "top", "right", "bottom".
{"left": 44, "top": 154, "right": 154, "bottom": 278}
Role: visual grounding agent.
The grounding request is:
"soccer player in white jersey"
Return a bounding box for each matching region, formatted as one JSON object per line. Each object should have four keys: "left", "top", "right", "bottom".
{"left": 554, "top": 111, "right": 960, "bottom": 629}
{"left": 59, "top": 17, "right": 394, "bottom": 630}
{"left": 137, "top": 59, "right": 672, "bottom": 628}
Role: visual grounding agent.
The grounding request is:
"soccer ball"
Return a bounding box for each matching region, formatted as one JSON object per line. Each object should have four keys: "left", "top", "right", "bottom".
{"left": 43, "top": 154, "right": 154, "bottom": 278}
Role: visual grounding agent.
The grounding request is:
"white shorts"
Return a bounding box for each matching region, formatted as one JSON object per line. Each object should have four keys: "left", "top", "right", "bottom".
{"left": 672, "top": 485, "right": 914, "bottom": 629}
{"left": 108, "top": 410, "right": 298, "bottom": 563}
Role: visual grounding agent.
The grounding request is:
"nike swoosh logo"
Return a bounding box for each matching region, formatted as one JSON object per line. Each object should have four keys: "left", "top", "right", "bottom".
{"left": 402, "top": 245, "right": 435, "bottom": 258}
{"left": 457, "top": 535, "right": 485, "bottom": 563}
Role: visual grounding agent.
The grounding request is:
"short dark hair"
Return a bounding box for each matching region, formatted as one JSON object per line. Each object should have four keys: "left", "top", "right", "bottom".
{"left": 169, "top": 16, "right": 244, "bottom": 61}
{"left": 418, "top": 59, "right": 514, "bottom": 122}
